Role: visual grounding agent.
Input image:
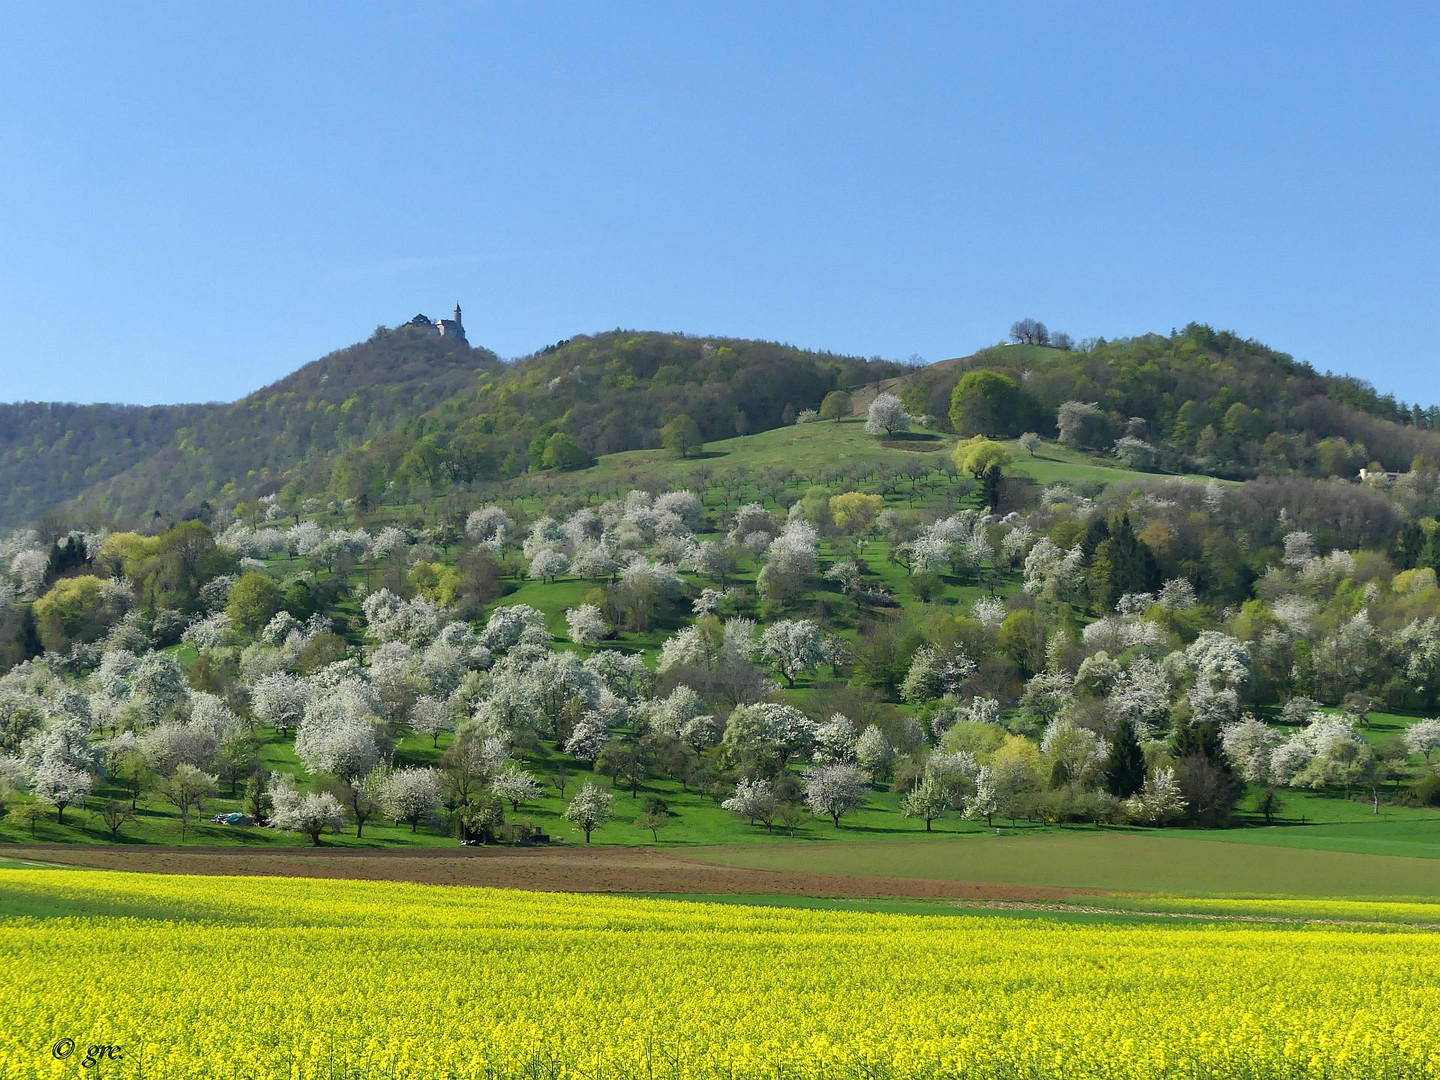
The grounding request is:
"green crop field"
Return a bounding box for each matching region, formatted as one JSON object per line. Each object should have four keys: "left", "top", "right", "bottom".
{"left": 690, "top": 830, "right": 1440, "bottom": 898}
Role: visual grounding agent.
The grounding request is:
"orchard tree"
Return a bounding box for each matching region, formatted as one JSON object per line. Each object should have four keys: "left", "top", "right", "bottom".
{"left": 491, "top": 764, "right": 545, "bottom": 811}
{"left": 250, "top": 672, "right": 311, "bottom": 737}
{"left": 1019, "top": 432, "right": 1041, "bottom": 457}
{"left": 853, "top": 725, "right": 894, "bottom": 780}
{"left": 31, "top": 762, "right": 93, "bottom": 824}
{"left": 268, "top": 780, "right": 345, "bottom": 845}
{"left": 901, "top": 775, "right": 949, "bottom": 831}
{"left": 803, "top": 764, "right": 868, "bottom": 827}
{"left": 865, "top": 393, "right": 911, "bottom": 438}
{"left": 565, "top": 604, "right": 609, "bottom": 646}
{"left": 758, "top": 619, "right": 827, "bottom": 687}
{"left": 94, "top": 799, "right": 135, "bottom": 838}
{"left": 1124, "top": 766, "right": 1187, "bottom": 825}
{"left": 721, "top": 777, "right": 778, "bottom": 830}
{"left": 1403, "top": 718, "right": 1440, "bottom": 761}
{"left": 132, "top": 653, "right": 189, "bottom": 724}
{"left": 965, "top": 766, "right": 1000, "bottom": 826}
{"left": 565, "top": 782, "right": 615, "bottom": 843}
{"left": 529, "top": 549, "right": 569, "bottom": 583}
{"left": 635, "top": 806, "right": 670, "bottom": 840}
{"left": 158, "top": 764, "right": 217, "bottom": 841}
{"left": 378, "top": 767, "right": 443, "bottom": 832}
{"left": 409, "top": 696, "right": 453, "bottom": 747}
{"left": 294, "top": 685, "right": 382, "bottom": 783}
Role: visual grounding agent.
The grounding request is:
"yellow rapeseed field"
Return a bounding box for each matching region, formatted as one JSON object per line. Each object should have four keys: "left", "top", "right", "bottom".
{"left": 1, "top": 869, "right": 1437, "bottom": 1079}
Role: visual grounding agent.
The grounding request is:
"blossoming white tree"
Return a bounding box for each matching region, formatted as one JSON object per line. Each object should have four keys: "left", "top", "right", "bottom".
{"left": 865, "top": 392, "right": 911, "bottom": 437}
{"left": 565, "top": 781, "right": 615, "bottom": 843}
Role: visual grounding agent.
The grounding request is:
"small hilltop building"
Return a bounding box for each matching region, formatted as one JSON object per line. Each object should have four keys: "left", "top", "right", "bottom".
{"left": 406, "top": 303, "right": 467, "bottom": 343}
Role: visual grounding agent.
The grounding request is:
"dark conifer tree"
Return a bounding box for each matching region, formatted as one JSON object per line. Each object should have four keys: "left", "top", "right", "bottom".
{"left": 1105, "top": 716, "right": 1147, "bottom": 798}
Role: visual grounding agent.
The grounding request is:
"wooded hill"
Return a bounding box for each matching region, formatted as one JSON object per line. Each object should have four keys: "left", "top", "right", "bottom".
{"left": 3, "top": 321, "right": 1435, "bottom": 531}
{"left": 895, "top": 325, "right": 1440, "bottom": 480}
{"left": 1, "top": 328, "right": 904, "bottom": 530}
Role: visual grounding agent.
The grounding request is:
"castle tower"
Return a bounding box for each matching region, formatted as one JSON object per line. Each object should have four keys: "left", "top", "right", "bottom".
{"left": 435, "top": 302, "right": 467, "bottom": 343}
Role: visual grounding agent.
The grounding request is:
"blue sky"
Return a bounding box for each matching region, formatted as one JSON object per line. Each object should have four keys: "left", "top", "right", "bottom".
{"left": 1, "top": 2, "right": 1436, "bottom": 405}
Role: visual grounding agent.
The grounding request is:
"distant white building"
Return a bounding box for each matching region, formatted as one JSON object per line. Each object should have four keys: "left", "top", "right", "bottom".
{"left": 405, "top": 303, "right": 467, "bottom": 343}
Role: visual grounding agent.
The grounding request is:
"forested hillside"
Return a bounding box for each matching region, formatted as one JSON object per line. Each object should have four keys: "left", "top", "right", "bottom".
{"left": 0, "top": 402, "right": 215, "bottom": 528}
{"left": 0, "top": 328, "right": 904, "bottom": 530}
{"left": 49, "top": 328, "right": 504, "bottom": 528}
{"left": 896, "top": 325, "right": 1440, "bottom": 480}
{"left": 334, "top": 332, "right": 911, "bottom": 505}
{"left": 6, "top": 321, "right": 1439, "bottom": 536}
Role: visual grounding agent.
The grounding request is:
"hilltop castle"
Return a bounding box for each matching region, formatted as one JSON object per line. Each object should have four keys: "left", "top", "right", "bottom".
{"left": 406, "top": 303, "right": 467, "bottom": 343}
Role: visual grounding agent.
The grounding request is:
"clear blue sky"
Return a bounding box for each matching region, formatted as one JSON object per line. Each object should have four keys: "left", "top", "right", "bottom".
{"left": 1, "top": 2, "right": 1436, "bottom": 406}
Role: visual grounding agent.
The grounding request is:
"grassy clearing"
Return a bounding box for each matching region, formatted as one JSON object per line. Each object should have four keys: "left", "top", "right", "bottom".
{"left": 1001, "top": 437, "right": 1223, "bottom": 489}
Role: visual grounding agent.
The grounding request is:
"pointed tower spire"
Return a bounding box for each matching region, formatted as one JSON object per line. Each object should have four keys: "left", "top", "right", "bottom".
{"left": 453, "top": 302, "right": 463, "bottom": 329}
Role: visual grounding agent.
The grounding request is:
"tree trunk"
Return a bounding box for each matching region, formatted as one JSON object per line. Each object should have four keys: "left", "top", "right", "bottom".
{"left": 925, "top": 818, "right": 932, "bottom": 832}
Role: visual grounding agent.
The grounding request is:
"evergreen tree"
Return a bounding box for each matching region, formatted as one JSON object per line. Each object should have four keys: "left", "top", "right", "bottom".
{"left": 1420, "top": 530, "right": 1440, "bottom": 576}
{"left": 981, "top": 463, "right": 1003, "bottom": 511}
{"left": 1106, "top": 513, "right": 1160, "bottom": 598}
{"left": 1394, "top": 519, "right": 1423, "bottom": 570}
{"left": 1104, "top": 717, "right": 1147, "bottom": 798}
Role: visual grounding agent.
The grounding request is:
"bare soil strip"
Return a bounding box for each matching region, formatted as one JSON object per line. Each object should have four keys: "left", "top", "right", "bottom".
{"left": 0, "top": 844, "right": 1102, "bottom": 901}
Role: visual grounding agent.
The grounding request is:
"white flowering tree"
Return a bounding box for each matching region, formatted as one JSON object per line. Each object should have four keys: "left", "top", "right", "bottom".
{"left": 294, "top": 685, "right": 381, "bottom": 783}
{"left": 409, "top": 695, "right": 453, "bottom": 747}
{"left": 478, "top": 605, "right": 550, "bottom": 652}
{"left": 31, "top": 761, "right": 93, "bottom": 823}
{"left": 565, "top": 781, "right": 615, "bottom": 843}
{"left": 722, "top": 777, "right": 779, "bottom": 830}
{"left": 901, "top": 775, "right": 950, "bottom": 831}
{"left": 565, "top": 604, "right": 609, "bottom": 647}
{"left": 758, "top": 619, "right": 826, "bottom": 687}
{"left": 249, "top": 672, "right": 311, "bottom": 737}
{"left": 1403, "top": 718, "right": 1440, "bottom": 762}
{"left": 377, "top": 766, "right": 443, "bottom": 832}
{"left": 853, "top": 725, "right": 894, "bottom": 779}
{"left": 865, "top": 392, "right": 911, "bottom": 437}
{"left": 491, "top": 764, "right": 544, "bottom": 811}
{"left": 803, "top": 764, "right": 869, "bottom": 827}
{"left": 268, "top": 778, "right": 345, "bottom": 845}
{"left": 1124, "top": 766, "right": 1186, "bottom": 825}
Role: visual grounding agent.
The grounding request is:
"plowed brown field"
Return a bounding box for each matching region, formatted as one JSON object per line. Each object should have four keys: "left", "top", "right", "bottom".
{"left": 3, "top": 843, "right": 1101, "bottom": 900}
